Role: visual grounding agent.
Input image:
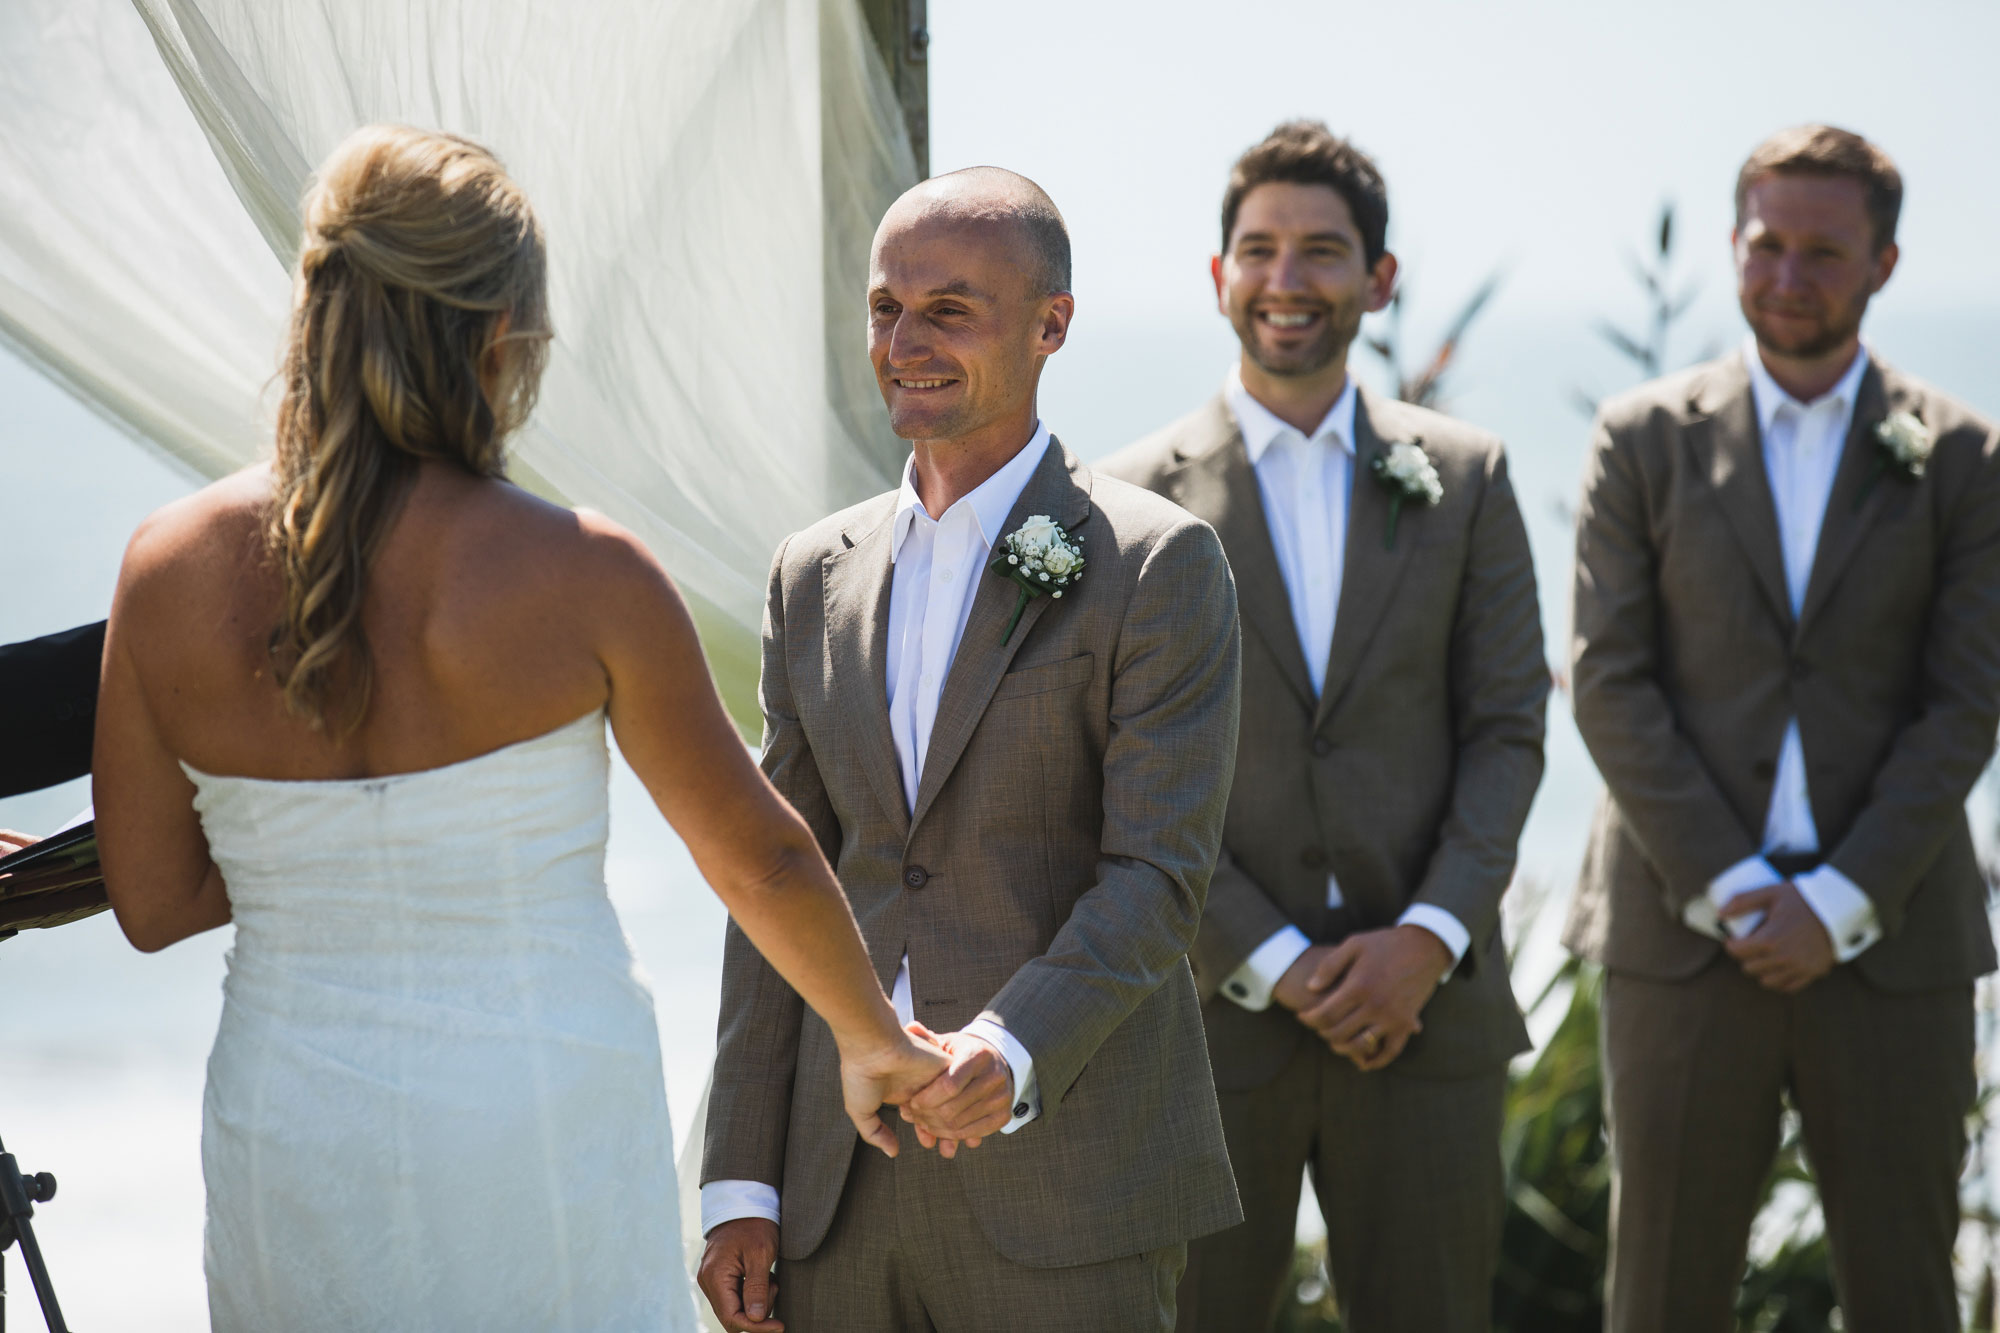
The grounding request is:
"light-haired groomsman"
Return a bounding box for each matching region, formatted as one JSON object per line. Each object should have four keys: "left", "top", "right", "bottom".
{"left": 1566, "top": 125, "right": 2000, "bottom": 1333}
{"left": 1103, "top": 120, "right": 1548, "bottom": 1333}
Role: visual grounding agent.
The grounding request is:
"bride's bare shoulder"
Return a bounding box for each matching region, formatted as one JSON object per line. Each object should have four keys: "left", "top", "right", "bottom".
{"left": 116, "top": 465, "right": 274, "bottom": 591}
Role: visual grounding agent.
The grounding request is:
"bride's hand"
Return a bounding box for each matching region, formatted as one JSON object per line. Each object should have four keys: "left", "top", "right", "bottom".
{"left": 839, "top": 1023, "right": 948, "bottom": 1157}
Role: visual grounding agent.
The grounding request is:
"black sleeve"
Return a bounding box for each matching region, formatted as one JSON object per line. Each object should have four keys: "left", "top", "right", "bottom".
{"left": 0, "top": 620, "right": 108, "bottom": 799}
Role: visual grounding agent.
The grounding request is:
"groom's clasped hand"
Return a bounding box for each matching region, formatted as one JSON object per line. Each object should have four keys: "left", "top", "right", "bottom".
{"left": 837, "top": 1022, "right": 1011, "bottom": 1159}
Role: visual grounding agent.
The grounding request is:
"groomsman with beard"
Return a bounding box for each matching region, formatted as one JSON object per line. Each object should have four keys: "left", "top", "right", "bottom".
{"left": 1564, "top": 125, "right": 2000, "bottom": 1333}
{"left": 1102, "top": 121, "right": 1548, "bottom": 1333}
{"left": 698, "top": 167, "right": 1243, "bottom": 1332}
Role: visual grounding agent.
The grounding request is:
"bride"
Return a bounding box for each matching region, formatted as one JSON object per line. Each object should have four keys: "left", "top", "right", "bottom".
{"left": 90, "top": 124, "right": 943, "bottom": 1330}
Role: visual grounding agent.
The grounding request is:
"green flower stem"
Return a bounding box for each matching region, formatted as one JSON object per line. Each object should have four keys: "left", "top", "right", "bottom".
{"left": 1853, "top": 455, "right": 1889, "bottom": 512}
{"left": 1384, "top": 495, "right": 1404, "bottom": 550}
{"left": 1001, "top": 584, "right": 1032, "bottom": 644}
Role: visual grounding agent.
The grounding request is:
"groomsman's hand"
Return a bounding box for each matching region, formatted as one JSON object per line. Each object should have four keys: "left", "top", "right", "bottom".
{"left": 698, "top": 1217, "right": 783, "bottom": 1332}
{"left": 1272, "top": 944, "right": 1345, "bottom": 1014}
{"left": 1295, "top": 926, "right": 1452, "bottom": 1072}
{"left": 1722, "top": 883, "right": 1835, "bottom": 994}
{"left": 901, "top": 1028, "right": 1012, "bottom": 1158}
{"left": 0, "top": 830, "right": 35, "bottom": 852}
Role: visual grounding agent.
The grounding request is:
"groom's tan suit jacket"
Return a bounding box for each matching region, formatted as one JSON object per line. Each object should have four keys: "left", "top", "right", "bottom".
{"left": 703, "top": 439, "right": 1243, "bottom": 1269}
{"left": 1562, "top": 354, "right": 2000, "bottom": 987}
{"left": 1102, "top": 388, "right": 1545, "bottom": 1091}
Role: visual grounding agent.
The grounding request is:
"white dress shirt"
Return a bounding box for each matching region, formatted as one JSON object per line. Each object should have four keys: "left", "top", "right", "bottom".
{"left": 1681, "top": 342, "right": 1881, "bottom": 961}
{"left": 701, "top": 424, "right": 1051, "bottom": 1237}
{"left": 1215, "top": 369, "right": 1472, "bottom": 1012}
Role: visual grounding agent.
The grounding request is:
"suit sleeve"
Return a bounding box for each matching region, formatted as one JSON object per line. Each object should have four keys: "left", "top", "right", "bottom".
{"left": 700, "top": 537, "right": 825, "bottom": 1190}
{"left": 978, "top": 518, "right": 1242, "bottom": 1110}
{"left": 1570, "top": 413, "right": 1763, "bottom": 908}
{"left": 1186, "top": 845, "right": 1296, "bottom": 1001}
{"left": 0, "top": 620, "right": 107, "bottom": 799}
{"left": 1827, "top": 421, "right": 2000, "bottom": 930}
{"left": 1410, "top": 446, "right": 1549, "bottom": 971}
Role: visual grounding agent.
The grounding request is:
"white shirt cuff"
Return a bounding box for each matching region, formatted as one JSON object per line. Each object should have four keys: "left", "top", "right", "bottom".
{"left": 1397, "top": 903, "right": 1469, "bottom": 981}
{"left": 1219, "top": 925, "right": 1312, "bottom": 1011}
{"left": 962, "top": 1018, "right": 1040, "bottom": 1132}
{"left": 1686, "top": 855, "right": 1780, "bottom": 940}
{"left": 700, "top": 1179, "right": 781, "bottom": 1237}
{"left": 1795, "top": 865, "right": 1882, "bottom": 962}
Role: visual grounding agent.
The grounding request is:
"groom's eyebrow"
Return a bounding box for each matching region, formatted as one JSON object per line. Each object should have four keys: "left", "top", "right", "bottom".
{"left": 926, "top": 279, "right": 991, "bottom": 301}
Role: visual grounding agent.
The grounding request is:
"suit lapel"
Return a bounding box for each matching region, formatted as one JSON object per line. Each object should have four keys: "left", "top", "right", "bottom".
{"left": 1164, "top": 398, "right": 1316, "bottom": 715}
{"left": 1316, "top": 387, "right": 1422, "bottom": 727}
{"left": 1797, "top": 362, "right": 1898, "bottom": 638}
{"left": 1687, "top": 361, "right": 1794, "bottom": 635}
{"left": 820, "top": 512, "right": 910, "bottom": 841}
{"left": 908, "top": 438, "right": 1094, "bottom": 833}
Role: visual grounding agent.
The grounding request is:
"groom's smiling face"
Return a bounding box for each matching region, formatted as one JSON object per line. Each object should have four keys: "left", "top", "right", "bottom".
{"left": 867, "top": 202, "right": 1068, "bottom": 446}
{"left": 1215, "top": 181, "right": 1395, "bottom": 381}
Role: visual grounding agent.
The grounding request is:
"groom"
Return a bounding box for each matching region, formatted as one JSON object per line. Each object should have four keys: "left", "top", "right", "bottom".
{"left": 698, "top": 168, "right": 1243, "bottom": 1331}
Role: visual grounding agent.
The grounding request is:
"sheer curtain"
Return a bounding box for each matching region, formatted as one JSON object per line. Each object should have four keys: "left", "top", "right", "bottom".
{"left": 0, "top": 0, "right": 914, "bottom": 726}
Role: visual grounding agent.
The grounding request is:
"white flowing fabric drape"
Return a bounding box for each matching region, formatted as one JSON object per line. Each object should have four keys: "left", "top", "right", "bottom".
{"left": 0, "top": 0, "right": 915, "bottom": 727}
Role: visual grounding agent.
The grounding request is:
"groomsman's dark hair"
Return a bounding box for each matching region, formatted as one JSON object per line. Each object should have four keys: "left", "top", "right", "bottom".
{"left": 1221, "top": 121, "right": 1389, "bottom": 266}
{"left": 1735, "top": 125, "right": 1903, "bottom": 251}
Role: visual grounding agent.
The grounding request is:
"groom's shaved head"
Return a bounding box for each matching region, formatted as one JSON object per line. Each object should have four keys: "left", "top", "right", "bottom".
{"left": 879, "top": 167, "right": 1072, "bottom": 296}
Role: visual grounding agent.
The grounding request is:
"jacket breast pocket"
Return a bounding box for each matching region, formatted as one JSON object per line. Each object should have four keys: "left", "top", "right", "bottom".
{"left": 990, "top": 651, "right": 1094, "bottom": 704}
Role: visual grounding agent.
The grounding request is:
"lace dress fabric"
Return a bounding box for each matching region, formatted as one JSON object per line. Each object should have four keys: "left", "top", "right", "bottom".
{"left": 183, "top": 710, "right": 695, "bottom": 1331}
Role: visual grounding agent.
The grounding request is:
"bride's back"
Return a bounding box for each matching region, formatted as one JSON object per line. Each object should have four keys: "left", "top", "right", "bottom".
{"left": 132, "top": 460, "right": 614, "bottom": 783}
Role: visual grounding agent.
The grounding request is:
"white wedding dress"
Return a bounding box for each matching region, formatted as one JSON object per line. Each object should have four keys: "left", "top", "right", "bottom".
{"left": 182, "top": 709, "right": 697, "bottom": 1332}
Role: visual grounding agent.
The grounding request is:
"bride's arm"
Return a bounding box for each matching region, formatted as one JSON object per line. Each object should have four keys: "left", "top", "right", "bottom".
{"left": 94, "top": 525, "right": 232, "bottom": 952}
{"left": 579, "top": 513, "right": 940, "bottom": 1146}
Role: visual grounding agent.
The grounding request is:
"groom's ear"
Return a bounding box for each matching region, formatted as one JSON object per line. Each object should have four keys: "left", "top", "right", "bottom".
{"left": 1211, "top": 253, "right": 1226, "bottom": 312}
{"left": 1035, "top": 292, "right": 1075, "bottom": 356}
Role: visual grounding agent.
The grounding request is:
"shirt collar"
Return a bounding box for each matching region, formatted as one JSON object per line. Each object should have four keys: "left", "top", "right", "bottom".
{"left": 890, "top": 419, "right": 1052, "bottom": 562}
{"left": 1224, "top": 364, "right": 1357, "bottom": 466}
{"left": 1743, "top": 337, "right": 1870, "bottom": 436}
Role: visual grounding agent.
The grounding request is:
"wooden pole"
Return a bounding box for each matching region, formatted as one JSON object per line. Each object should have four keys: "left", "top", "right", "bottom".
{"left": 856, "top": 0, "right": 930, "bottom": 178}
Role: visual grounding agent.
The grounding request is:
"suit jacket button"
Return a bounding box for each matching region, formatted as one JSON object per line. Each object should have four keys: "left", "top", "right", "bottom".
{"left": 1300, "top": 847, "right": 1328, "bottom": 870}
{"left": 53, "top": 702, "right": 74, "bottom": 721}
{"left": 1013, "top": 1102, "right": 1030, "bottom": 1117}
{"left": 1312, "top": 737, "right": 1333, "bottom": 757}
{"left": 903, "top": 865, "right": 929, "bottom": 889}
{"left": 1753, "top": 759, "right": 1776, "bottom": 780}
{"left": 1791, "top": 658, "right": 1813, "bottom": 681}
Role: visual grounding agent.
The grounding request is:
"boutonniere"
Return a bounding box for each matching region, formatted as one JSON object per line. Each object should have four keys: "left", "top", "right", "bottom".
{"left": 1368, "top": 441, "right": 1444, "bottom": 549}
{"left": 1856, "top": 411, "right": 1933, "bottom": 510}
{"left": 990, "top": 514, "right": 1085, "bottom": 644}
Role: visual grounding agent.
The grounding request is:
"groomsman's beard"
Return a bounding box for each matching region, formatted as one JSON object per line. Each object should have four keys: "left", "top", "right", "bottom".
{"left": 1233, "top": 299, "right": 1365, "bottom": 380}
{"left": 1745, "top": 286, "right": 1872, "bottom": 362}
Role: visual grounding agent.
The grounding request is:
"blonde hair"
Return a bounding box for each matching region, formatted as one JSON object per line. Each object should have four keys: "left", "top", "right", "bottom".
{"left": 267, "top": 124, "right": 550, "bottom": 735}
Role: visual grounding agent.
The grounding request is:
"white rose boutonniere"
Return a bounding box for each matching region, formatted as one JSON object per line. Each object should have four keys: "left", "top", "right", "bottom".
{"left": 1368, "top": 441, "right": 1444, "bottom": 549}
{"left": 1858, "top": 411, "right": 1934, "bottom": 509}
{"left": 991, "top": 514, "right": 1085, "bottom": 644}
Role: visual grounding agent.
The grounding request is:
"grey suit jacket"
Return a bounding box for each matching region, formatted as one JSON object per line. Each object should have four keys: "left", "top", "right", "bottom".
{"left": 1101, "top": 389, "right": 1545, "bottom": 1088}
{"left": 702, "top": 438, "right": 1243, "bottom": 1268}
{"left": 1563, "top": 353, "right": 2000, "bottom": 988}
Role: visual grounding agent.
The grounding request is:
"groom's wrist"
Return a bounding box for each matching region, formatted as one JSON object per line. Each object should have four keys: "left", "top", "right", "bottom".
{"left": 963, "top": 1018, "right": 1039, "bottom": 1128}
{"left": 700, "top": 1179, "right": 781, "bottom": 1236}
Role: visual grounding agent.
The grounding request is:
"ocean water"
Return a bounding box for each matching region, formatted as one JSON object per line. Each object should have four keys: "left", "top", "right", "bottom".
{"left": 5, "top": 298, "right": 1997, "bottom": 1327}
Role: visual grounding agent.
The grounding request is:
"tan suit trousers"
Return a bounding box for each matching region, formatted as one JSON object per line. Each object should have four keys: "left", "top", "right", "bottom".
{"left": 1179, "top": 1039, "right": 1506, "bottom": 1333}
{"left": 775, "top": 1122, "right": 1185, "bottom": 1332}
{"left": 1603, "top": 959, "right": 1974, "bottom": 1333}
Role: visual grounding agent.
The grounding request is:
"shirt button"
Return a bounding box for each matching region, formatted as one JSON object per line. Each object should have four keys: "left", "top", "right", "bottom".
{"left": 1013, "top": 1102, "right": 1031, "bottom": 1117}
{"left": 903, "top": 865, "right": 929, "bottom": 889}
{"left": 941, "top": 568, "right": 954, "bottom": 582}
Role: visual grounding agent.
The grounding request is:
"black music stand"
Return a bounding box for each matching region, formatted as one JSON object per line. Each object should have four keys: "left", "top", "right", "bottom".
{"left": 0, "top": 1133, "right": 68, "bottom": 1333}
{"left": 0, "top": 831, "right": 98, "bottom": 1331}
